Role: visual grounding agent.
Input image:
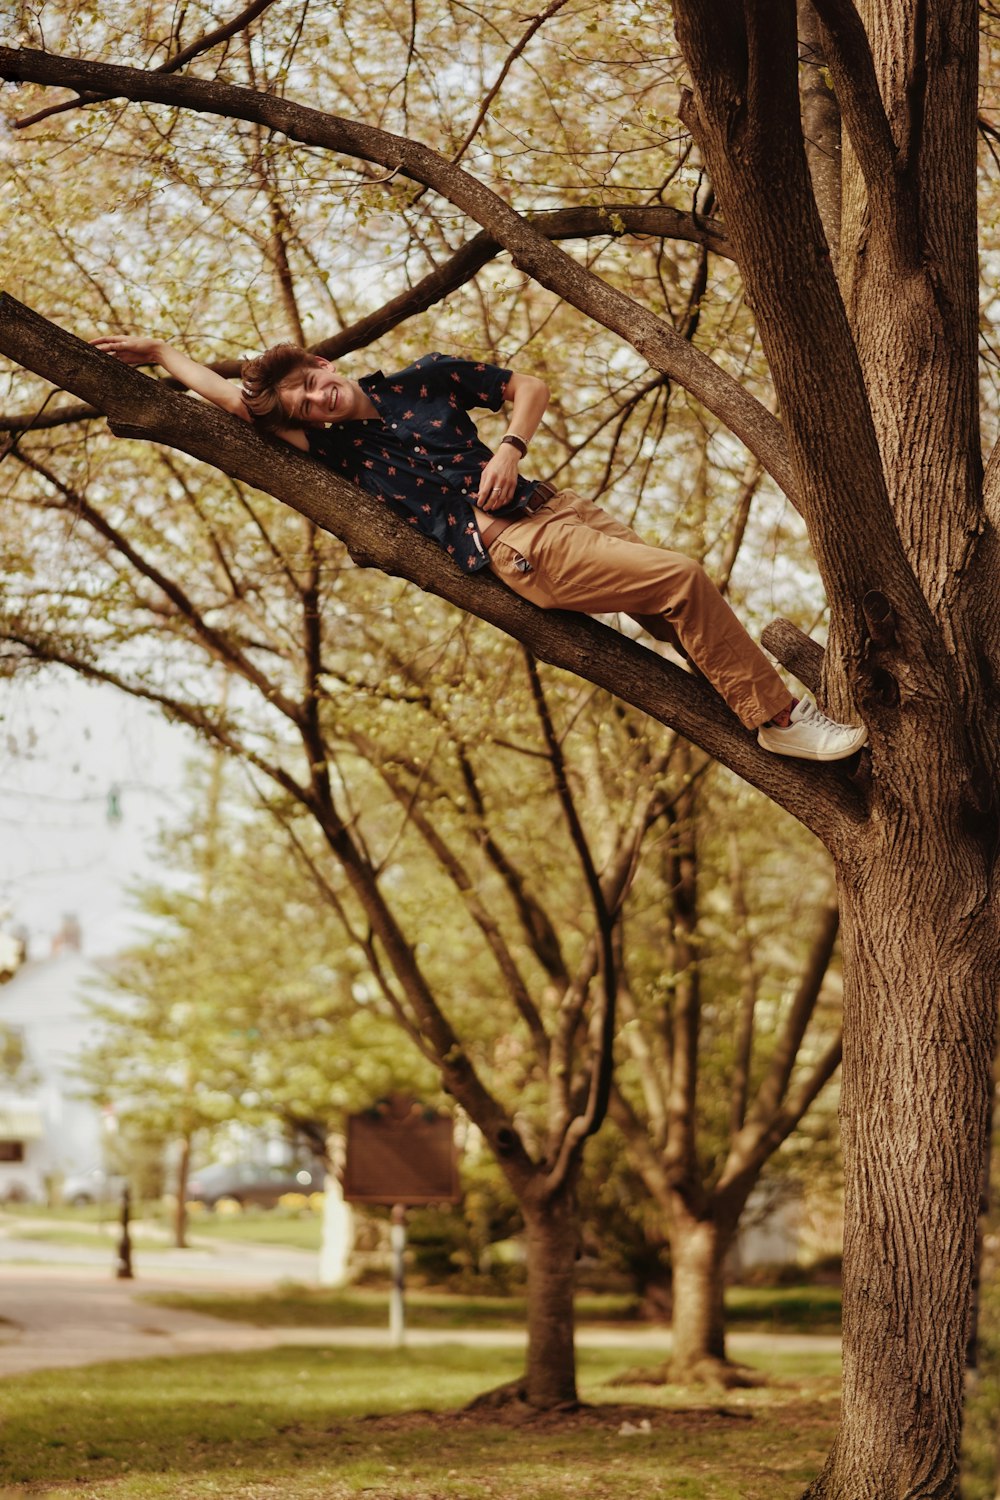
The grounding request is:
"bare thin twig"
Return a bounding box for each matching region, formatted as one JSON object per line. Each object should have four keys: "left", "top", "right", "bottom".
{"left": 451, "top": 0, "right": 573, "bottom": 165}
{"left": 16, "top": 0, "right": 280, "bottom": 128}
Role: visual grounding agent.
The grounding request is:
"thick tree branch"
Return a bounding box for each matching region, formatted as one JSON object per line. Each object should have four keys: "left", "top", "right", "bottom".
{"left": 0, "top": 294, "right": 868, "bottom": 847}
{"left": 760, "top": 617, "right": 825, "bottom": 694}
{"left": 309, "top": 205, "right": 731, "bottom": 355}
{"left": 0, "top": 46, "right": 792, "bottom": 497}
{"left": 674, "top": 0, "right": 949, "bottom": 733}
{"left": 661, "top": 759, "right": 702, "bottom": 1200}
{"left": 810, "top": 0, "right": 905, "bottom": 218}
{"left": 797, "top": 0, "right": 842, "bottom": 263}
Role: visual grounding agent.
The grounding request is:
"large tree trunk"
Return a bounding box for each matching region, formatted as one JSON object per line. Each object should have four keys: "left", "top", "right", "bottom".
{"left": 669, "top": 1, "right": 995, "bottom": 1488}
{"left": 668, "top": 1209, "right": 728, "bottom": 1377}
{"left": 665, "top": 1190, "right": 763, "bottom": 1388}
{"left": 520, "top": 1180, "right": 580, "bottom": 1408}
{"left": 804, "top": 853, "right": 998, "bottom": 1498}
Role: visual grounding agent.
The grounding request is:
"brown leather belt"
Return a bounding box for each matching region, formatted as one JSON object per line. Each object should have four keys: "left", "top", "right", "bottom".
{"left": 478, "top": 481, "right": 557, "bottom": 551}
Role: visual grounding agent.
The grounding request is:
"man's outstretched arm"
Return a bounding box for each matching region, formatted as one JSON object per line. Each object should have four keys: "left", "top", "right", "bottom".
{"left": 91, "top": 335, "right": 249, "bottom": 416}
{"left": 92, "top": 334, "right": 311, "bottom": 450}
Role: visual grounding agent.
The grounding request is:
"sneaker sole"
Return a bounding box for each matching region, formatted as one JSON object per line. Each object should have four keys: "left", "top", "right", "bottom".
{"left": 757, "top": 733, "right": 868, "bottom": 762}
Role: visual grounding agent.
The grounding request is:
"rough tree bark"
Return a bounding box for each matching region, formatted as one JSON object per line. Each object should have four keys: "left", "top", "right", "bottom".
{"left": 668, "top": 1210, "right": 730, "bottom": 1373}
{"left": 521, "top": 1175, "right": 582, "bottom": 1407}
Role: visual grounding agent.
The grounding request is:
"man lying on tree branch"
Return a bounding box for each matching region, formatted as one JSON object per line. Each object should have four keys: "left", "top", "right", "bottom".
{"left": 93, "top": 334, "right": 866, "bottom": 764}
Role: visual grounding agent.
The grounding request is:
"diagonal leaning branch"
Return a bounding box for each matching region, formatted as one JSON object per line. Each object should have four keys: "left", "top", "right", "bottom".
{"left": 0, "top": 293, "right": 866, "bottom": 846}
{"left": 0, "top": 44, "right": 794, "bottom": 501}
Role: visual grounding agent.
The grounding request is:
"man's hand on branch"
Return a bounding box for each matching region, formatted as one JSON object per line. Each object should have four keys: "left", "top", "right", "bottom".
{"left": 92, "top": 334, "right": 166, "bottom": 366}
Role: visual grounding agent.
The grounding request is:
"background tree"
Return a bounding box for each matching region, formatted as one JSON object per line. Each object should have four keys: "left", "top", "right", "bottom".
{"left": 611, "top": 757, "right": 843, "bottom": 1383}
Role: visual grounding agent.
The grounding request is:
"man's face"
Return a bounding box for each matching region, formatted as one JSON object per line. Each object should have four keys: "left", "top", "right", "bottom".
{"left": 281, "top": 359, "right": 361, "bottom": 426}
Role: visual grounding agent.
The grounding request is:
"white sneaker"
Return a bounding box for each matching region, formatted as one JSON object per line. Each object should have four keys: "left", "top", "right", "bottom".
{"left": 757, "top": 698, "right": 868, "bottom": 762}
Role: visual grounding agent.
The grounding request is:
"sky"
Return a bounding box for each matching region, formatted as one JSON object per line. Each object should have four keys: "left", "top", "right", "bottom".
{"left": 1, "top": 671, "right": 195, "bottom": 962}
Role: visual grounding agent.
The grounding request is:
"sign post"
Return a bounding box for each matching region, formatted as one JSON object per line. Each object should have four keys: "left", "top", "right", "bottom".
{"left": 343, "top": 1096, "right": 460, "bottom": 1347}
{"left": 389, "top": 1203, "right": 406, "bottom": 1348}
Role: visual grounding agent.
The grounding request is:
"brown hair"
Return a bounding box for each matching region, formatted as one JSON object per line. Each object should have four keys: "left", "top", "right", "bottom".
{"left": 240, "top": 343, "right": 324, "bottom": 429}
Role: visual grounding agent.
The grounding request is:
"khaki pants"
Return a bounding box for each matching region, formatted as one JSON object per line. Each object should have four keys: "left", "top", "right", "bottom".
{"left": 486, "top": 490, "right": 790, "bottom": 730}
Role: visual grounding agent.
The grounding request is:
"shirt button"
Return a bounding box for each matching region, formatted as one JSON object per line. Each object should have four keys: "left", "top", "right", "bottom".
{"left": 391, "top": 423, "right": 397, "bottom": 428}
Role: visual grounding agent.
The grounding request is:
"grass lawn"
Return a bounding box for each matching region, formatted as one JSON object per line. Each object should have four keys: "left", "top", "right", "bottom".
{"left": 0, "top": 1205, "right": 323, "bottom": 1253}
{"left": 140, "top": 1284, "right": 841, "bottom": 1334}
{"left": 724, "top": 1285, "right": 842, "bottom": 1335}
{"left": 0, "top": 1342, "right": 841, "bottom": 1500}
{"left": 0, "top": 1205, "right": 120, "bottom": 1224}
{"left": 962, "top": 1280, "right": 1000, "bottom": 1499}
{"left": 141, "top": 1286, "right": 640, "bottom": 1329}
{"left": 186, "top": 1210, "right": 323, "bottom": 1251}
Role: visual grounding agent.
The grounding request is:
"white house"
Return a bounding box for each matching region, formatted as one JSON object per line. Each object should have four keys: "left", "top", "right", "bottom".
{"left": 0, "top": 920, "right": 111, "bottom": 1203}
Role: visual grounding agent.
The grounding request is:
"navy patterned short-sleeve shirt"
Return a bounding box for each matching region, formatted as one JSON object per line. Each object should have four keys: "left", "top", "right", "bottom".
{"left": 305, "top": 352, "right": 540, "bottom": 573}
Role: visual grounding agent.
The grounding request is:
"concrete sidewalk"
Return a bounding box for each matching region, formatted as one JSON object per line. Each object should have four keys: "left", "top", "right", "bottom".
{"left": 0, "top": 1264, "right": 840, "bottom": 1379}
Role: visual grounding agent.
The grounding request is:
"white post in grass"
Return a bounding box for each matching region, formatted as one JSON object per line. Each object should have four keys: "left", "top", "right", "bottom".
{"left": 389, "top": 1203, "right": 407, "bottom": 1348}
{"left": 318, "top": 1147, "right": 355, "bottom": 1288}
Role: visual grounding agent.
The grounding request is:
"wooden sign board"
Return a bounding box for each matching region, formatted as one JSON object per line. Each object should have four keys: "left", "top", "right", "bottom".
{"left": 343, "top": 1096, "right": 460, "bottom": 1205}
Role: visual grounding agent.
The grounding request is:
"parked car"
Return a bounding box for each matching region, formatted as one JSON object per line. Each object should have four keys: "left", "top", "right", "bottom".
{"left": 61, "top": 1166, "right": 127, "bottom": 1207}
{"left": 185, "top": 1159, "right": 324, "bottom": 1209}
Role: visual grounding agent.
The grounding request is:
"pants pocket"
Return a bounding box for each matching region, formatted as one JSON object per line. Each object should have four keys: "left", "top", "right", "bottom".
{"left": 489, "top": 543, "right": 557, "bottom": 608}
